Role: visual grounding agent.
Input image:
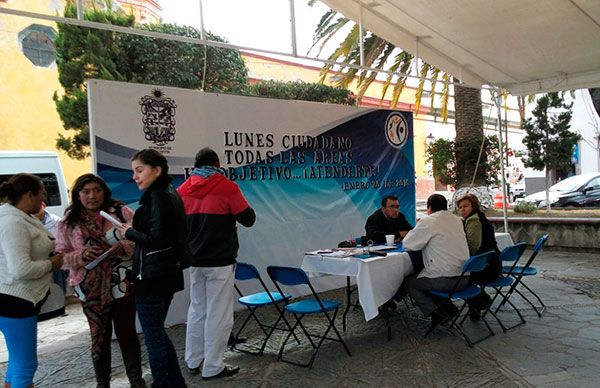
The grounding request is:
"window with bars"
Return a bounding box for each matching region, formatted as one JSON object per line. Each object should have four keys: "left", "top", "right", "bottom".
{"left": 18, "top": 24, "right": 57, "bottom": 68}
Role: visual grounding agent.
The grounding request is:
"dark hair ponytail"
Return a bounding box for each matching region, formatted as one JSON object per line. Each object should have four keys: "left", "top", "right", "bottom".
{"left": 0, "top": 173, "right": 43, "bottom": 205}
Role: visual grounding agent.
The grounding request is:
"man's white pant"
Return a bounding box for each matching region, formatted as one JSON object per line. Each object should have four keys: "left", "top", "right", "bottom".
{"left": 185, "top": 265, "right": 234, "bottom": 378}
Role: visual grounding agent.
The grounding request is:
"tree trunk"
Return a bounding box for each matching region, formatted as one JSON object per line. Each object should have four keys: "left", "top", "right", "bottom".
{"left": 454, "top": 84, "right": 486, "bottom": 188}
{"left": 589, "top": 88, "right": 600, "bottom": 117}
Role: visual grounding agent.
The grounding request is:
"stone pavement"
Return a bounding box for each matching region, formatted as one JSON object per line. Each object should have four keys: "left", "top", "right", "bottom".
{"left": 1, "top": 249, "right": 600, "bottom": 387}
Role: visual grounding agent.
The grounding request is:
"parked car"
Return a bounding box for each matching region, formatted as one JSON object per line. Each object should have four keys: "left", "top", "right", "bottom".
{"left": 509, "top": 181, "right": 526, "bottom": 202}
{"left": 523, "top": 172, "right": 600, "bottom": 208}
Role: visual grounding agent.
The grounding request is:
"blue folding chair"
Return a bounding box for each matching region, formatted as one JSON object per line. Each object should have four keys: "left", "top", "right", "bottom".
{"left": 267, "top": 265, "right": 351, "bottom": 368}
{"left": 500, "top": 234, "right": 549, "bottom": 317}
{"left": 427, "top": 251, "right": 496, "bottom": 347}
{"left": 232, "top": 262, "right": 299, "bottom": 356}
{"left": 480, "top": 242, "right": 528, "bottom": 332}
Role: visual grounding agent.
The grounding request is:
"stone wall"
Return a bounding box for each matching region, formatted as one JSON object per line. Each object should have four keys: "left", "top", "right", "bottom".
{"left": 489, "top": 217, "right": 600, "bottom": 250}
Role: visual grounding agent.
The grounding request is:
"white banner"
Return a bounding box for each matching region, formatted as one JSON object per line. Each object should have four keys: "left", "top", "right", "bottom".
{"left": 88, "top": 79, "right": 415, "bottom": 325}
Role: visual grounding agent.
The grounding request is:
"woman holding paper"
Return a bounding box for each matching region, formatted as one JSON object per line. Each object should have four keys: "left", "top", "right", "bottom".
{"left": 118, "top": 149, "right": 188, "bottom": 388}
{"left": 0, "top": 173, "right": 63, "bottom": 388}
{"left": 55, "top": 174, "right": 145, "bottom": 388}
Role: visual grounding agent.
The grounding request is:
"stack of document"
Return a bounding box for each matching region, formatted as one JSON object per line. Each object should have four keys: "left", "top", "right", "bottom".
{"left": 306, "top": 249, "right": 355, "bottom": 258}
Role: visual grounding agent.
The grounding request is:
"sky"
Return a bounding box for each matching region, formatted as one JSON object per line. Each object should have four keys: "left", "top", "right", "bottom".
{"left": 160, "top": 0, "right": 333, "bottom": 58}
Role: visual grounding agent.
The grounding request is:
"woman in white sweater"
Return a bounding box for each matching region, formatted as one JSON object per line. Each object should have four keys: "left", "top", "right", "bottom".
{"left": 0, "top": 173, "right": 63, "bottom": 388}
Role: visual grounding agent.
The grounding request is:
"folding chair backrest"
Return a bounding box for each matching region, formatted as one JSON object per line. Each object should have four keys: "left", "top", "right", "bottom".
{"left": 521, "top": 234, "right": 549, "bottom": 269}
{"left": 532, "top": 234, "right": 549, "bottom": 253}
{"left": 267, "top": 266, "right": 309, "bottom": 286}
{"left": 464, "top": 251, "right": 495, "bottom": 273}
{"left": 499, "top": 242, "right": 528, "bottom": 263}
{"left": 235, "top": 262, "right": 260, "bottom": 281}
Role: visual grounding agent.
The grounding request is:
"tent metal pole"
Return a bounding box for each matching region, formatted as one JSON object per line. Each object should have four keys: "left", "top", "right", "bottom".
{"left": 76, "top": 0, "right": 83, "bottom": 20}
{"left": 0, "top": 6, "right": 480, "bottom": 89}
{"left": 494, "top": 87, "right": 509, "bottom": 232}
{"left": 359, "top": 5, "right": 364, "bottom": 66}
{"left": 198, "top": 0, "right": 205, "bottom": 40}
{"left": 289, "top": 0, "right": 297, "bottom": 57}
{"left": 414, "top": 37, "right": 419, "bottom": 76}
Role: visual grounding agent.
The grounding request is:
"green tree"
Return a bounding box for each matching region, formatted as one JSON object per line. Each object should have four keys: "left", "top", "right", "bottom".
{"left": 427, "top": 135, "right": 500, "bottom": 187}
{"left": 244, "top": 80, "right": 355, "bottom": 105}
{"left": 54, "top": 1, "right": 134, "bottom": 159}
{"left": 309, "top": 5, "right": 491, "bottom": 190}
{"left": 454, "top": 84, "right": 487, "bottom": 187}
{"left": 54, "top": 1, "right": 248, "bottom": 159}
{"left": 522, "top": 92, "right": 580, "bottom": 211}
{"left": 117, "top": 25, "right": 247, "bottom": 93}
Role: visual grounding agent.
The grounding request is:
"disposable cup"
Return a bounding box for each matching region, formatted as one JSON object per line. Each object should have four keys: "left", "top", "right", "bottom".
{"left": 385, "top": 234, "right": 395, "bottom": 246}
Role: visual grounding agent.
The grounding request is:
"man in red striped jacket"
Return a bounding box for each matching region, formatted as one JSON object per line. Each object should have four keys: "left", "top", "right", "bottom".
{"left": 178, "top": 147, "right": 256, "bottom": 380}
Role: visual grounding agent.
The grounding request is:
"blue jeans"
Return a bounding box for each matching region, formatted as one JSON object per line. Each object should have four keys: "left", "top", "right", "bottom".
{"left": 135, "top": 293, "right": 186, "bottom": 388}
{"left": 0, "top": 315, "right": 38, "bottom": 388}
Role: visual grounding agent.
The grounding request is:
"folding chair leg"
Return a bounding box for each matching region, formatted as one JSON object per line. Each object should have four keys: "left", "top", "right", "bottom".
{"left": 277, "top": 310, "right": 302, "bottom": 346}
{"left": 482, "top": 287, "right": 526, "bottom": 332}
{"left": 446, "top": 301, "right": 494, "bottom": 347}
{"left": 327, "top": 308, "right": 352, "bottom": 357}
{"left": 306, "top": 311, "right": 337, "bottom": 368}
{"left": 518, "top": 282, "right": 546, "bottom": 317}
{"left": 232, "top": 307, "right": 269, "bottom": 355}
{"left": 278, "top": 313, "right": 321, "bottom": 368}
{"left": 277, "top": 309, "right": 351, "bottom": 368}
{"left": 301, "top": 308, "right": 351, "bottom": 367}
{"left": 233, "top": 303, "right": 301, "bottom": 356}
{"left": 277, "top": 313, "right": 314, "bottom": 366}
{"left": 232, "top": 310, "right": 254, "bottom": 349}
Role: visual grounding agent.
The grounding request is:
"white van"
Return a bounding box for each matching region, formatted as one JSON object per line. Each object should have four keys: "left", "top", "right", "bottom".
{"left": 0, "top": 151, "right": 69, "bottom": 218}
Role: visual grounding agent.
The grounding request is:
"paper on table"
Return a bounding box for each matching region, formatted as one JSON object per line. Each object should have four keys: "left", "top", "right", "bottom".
{"left": 84, "top": 246, "right": 117, "bottom": 270}
{"left": 99, "top": 210, "right": 123, "bottom": 228}
{"left": 370, "top": 245, "right": 396, "bottom": 251}
{"left": 305, "top": 249, "right": 354, "bottom": 258}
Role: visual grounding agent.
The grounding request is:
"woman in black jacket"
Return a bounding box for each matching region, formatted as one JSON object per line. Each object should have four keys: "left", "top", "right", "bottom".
{"left": 119, "top": 149, "right": 187, "bottom": 388}
{"left": 456, "top": 193, "right": 501, "bottom": 320}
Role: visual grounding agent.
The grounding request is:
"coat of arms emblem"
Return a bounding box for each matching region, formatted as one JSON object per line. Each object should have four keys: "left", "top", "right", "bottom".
{"left": 139, "top": 89, "right": 177, "bottom": 146}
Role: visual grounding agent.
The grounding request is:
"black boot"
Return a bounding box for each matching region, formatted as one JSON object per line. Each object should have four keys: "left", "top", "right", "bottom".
{"left": 120, "top": 343, "right": 146, "bottom": 388}
{"left": 92, "top": 353, "right": 112, "bottom": 388}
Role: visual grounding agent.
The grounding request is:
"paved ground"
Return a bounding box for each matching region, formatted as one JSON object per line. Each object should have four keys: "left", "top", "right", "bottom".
{"left": 1, "top": 249, "right": 600, "bottom": 387}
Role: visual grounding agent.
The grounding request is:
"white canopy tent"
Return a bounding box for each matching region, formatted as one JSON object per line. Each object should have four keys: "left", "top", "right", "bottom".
{"left": 3, "top": 0, "right": 600, "bottom": 230}
{"left": 320, "top": 0, "right": 600, "bottom": 96}
{"left": 320, "top": 0, "right": 600, "bottom": 231}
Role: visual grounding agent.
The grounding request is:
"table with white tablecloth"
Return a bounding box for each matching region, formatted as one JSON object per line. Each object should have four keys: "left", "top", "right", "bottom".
{"left": 301, "top": 250, "right": 413, "bottom": 321}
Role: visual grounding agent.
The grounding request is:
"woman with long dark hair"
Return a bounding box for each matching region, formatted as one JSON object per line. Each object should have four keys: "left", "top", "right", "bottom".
{"left": 456, "top": 193, "right": 501, "bottom": 320}
{"left": 0, "top": 173, "right": 63, "bottom": 387}
{"left": 118, "top": 149, "right": 188, "bottom": 388}
{"left": 55, "top": 174, "right": 145, "bottom": 388}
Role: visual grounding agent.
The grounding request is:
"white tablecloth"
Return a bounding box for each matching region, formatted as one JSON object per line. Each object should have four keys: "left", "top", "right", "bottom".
{"left": 495, "top": 232, "right": 514, "bottom": 251}
{"left": 301, "top": 252, "right": 413, "bottom": 321}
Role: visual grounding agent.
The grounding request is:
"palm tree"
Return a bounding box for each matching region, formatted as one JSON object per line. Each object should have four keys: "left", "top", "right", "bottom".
{"left": 309, "top": 5, "right": 488, "bottom": 188}
{"left": 454, "top": 84, "right": 486, "bottom": 186}
{"left": 590, "top": 88, "right": 600, "bottom": 117}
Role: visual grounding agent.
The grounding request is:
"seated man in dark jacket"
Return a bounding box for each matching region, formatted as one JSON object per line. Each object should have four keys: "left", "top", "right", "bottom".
{"left": 365, "top": 196, "right": 415, "bottom": 312}
{"left": 365, "top": 195, "right": 413, "bottom": 244}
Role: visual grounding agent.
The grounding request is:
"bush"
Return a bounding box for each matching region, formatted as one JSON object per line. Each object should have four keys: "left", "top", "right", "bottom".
{"left": 513, "top": 201, "right": 537, "bottom": 214}
{"left": 244, "top": 80, "right": 356, "bottom": 105}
